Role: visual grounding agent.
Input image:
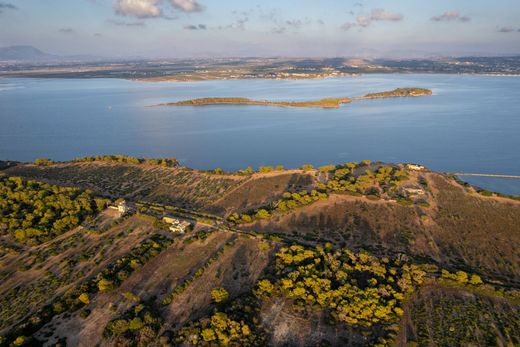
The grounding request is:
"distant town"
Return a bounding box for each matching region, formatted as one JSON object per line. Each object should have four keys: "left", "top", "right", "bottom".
{"left": 1, "top": 53, "right": 520, "bottom": 82}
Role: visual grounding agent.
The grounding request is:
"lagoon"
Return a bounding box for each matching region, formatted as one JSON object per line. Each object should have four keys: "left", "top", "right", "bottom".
{"left": 0, "top": 74, "right": 519, "bottom": 195}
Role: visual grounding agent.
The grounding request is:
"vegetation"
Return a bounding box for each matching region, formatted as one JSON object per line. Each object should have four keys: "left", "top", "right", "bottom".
{"left": 174, "top": 296, "right": 266, "bottom": 346}
{"left": 403, "top": 286, "right": 520, "bottom": 346}
{"left": 162, "top": 239, "right": 237, "bottom": 305}
{"left": 0, "top": 176, "right": 109, "bottom": 245}
{"left": 73, "top": 155, "right": 179, "bottom": 167}
{"left": 1, "top": 233, "right": 173, "bottom": 345}
{"left": 104, "top": 303, "right": 163, "bottom": 347}
{"left": 255, "top": 245, "right": 424, "bottom": 336}
{"left": 6, "top": 161, "right": 242, "bottom": 210}
{"left": 211, "top": 288, "right": 230, "bottom": 303}
{"left": 162, "top": 97, "right": 352, "bottom": 109}
{"left": 362, "top": 88, "right": 432, "bottom": 99}
{"left": 324, "top": 162, "right": 408, "bottom": 196}
{"left": 228, "top": 189, "right": 328, "bottom": 224}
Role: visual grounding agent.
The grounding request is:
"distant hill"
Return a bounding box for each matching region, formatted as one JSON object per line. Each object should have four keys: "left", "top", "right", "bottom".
{"left": 0, "top": 45, "right": 55, "bottom": 61}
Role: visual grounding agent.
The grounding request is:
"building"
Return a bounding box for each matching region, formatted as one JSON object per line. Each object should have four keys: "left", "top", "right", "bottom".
{"left": 406, "top": 164, "right": 426, "bottom": 171}
{"left": 118, "top": 200, "right": 129, "bottom": 214}
{"left": 404, "top": 187, "right": 426, "bottom": 196}
{"left": 108, "top": 199, "right": 130, "bottom": 214}
{"left": 162, "top": 216, "right": 191, "bottom": 234}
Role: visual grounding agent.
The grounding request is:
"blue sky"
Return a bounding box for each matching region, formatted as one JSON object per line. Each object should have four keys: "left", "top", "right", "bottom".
{"left": 0, "top": 0, "right": 519, "bottom": 57}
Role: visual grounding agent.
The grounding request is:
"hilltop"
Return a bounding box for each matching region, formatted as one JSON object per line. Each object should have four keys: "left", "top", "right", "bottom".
{"left": 0, "top": 156, "right": 519, "bottom": 346}
{"left": 0, "top": 46, "right": 55, "bottom": 62}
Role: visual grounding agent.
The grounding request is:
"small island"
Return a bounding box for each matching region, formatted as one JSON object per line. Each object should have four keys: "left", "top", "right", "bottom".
{"left": 155, "top": 88, "right": 432, "bottom": 109}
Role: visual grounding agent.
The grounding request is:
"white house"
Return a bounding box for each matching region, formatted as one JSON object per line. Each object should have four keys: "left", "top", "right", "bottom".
{"left": 406, "top": 164, "right": 426, "bottom": 171}
{"left": 118, "top": 200, "right": 129, "bottom": 214}
{"left": 162, "top": 216, "right": 191, "bottom": 234}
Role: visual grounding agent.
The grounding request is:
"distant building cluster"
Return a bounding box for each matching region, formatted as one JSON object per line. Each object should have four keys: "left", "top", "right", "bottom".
{"left": 162, "top": 216, "right": 191, "bottom": 234}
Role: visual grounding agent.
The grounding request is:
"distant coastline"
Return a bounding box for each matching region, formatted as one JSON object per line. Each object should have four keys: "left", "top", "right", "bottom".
{"left": 154, "top": 88, "right": 433, "bottom": 109}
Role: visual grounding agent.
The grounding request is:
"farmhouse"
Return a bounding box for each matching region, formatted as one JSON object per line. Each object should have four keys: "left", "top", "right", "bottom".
{"left": 108, "top": 199, "right": 131, "bottom": 214}
{"left": 162, "top": 216, "right": 191, "bottom": 234}
{"left": 406, "top": 164, "right": 426, "bottom": 171}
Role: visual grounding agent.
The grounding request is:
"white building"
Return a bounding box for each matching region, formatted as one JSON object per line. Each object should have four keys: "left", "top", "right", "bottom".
{"left": 118, "top": 200, "right": 129, "bottom": 214}
{"left": 406, "top": 164, "right": 426, "bottom": 171}
{"left": 162, "top": 216, "right": 191, "bottom": 234}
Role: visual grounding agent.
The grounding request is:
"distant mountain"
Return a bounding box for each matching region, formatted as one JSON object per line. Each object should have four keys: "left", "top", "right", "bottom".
{"left": 0, "top": 45, "right": 56, "bottom": 61}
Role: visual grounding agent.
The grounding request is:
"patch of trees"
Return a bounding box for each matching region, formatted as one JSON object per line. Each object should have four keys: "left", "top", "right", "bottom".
{"left": 73, "top": 155, "right": 179, "bottom": 167}
{"left": 325, "top": 163, "right": 408, "bottom": 196}
{"left": 174, "top": 296, "right": 265, "bottom": 346}
{"left": 33, "top": 158, "right": 54, "bottom": 166}
{"left": 104, "top": 303, "right": 163, "bottom": 347}
{"left": 254, "top": 244, "right": 427, "bottom": 344}
{"left": 0, "top": 176, "right": 109, "bottom": 245}
{"left": 228, "top": 189, "right": 328, "bottom": 224}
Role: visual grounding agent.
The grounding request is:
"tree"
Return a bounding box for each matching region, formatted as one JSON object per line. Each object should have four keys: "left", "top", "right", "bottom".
{"left": 469, "top": 274, "right": 483, "bottom": 285}
{"left": 201, "top": 328, "right": 217, "bottom": 342}
{"left": 211, "top": 288, "right": 229, "bottom": 303}
{"left": 255, "top": 209, "right": 270, "bottom": 219}
{"left": 259, "top": 166, "right": 273, "bottom": 173}
{"left": 98, "top": 278, "right": 115, "bottom": 292}
{"left": 78, "top": 293, "right": 90, "bottom": 305}
{"left": 129, "top": 317, "right": 144, "bottom": 331}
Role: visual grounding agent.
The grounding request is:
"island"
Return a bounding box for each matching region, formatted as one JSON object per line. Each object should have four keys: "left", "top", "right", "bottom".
{"left": 154, "top": 88, "right": 433, "bottom": 109}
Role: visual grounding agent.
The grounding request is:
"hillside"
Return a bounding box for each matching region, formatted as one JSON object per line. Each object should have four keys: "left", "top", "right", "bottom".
{"left": 1, "top": 159, "right": 519, "bottom": 346}
{"left": 0, "top": 46, "right": 54, "bottom": 61}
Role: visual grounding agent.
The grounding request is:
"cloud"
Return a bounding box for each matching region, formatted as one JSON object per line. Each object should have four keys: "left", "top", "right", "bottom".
{"left": 107, "top": 19, "right": 146, "bottom": 26}
{"left": 94, "top": 33, "right": 103, "bottom": 37}
{"left": 496, "top": 26, "right": 516, "bottom": 33}
{"left": 285, "top": 18, "right": 312, "bottom": 29}
{"left": 58, "top": 28, "right": 75, "bottom": 34}
{"left": 370, "top": 8, "right": 403, "bottom": 21}
{"left": 114, "top": 0, "right": 203, "bottom": 18}
{"left": 0, "top": 2, "right": 16, "bottom": 10}
{"left": 431, "top": 11, "right": 471, "bottom": 22}
{"left": 341, "top": 22, "right": 355, "bottom": 31}
{"left": 219, "top": 15, "right": 249, "bottom": 31}
{"left": 184, "top": 24, "right": 206, "bottom": 30}
{"left": 170, "top": 0, "right": 203, "bottom": 12}
{"left": 114, "top": 0, "right": 162, "bottom": 18}
{"left": 354, "top": 8, "right": 403, "bottom": 28}
{"left": 356, "top": 15, "right": 370, "bottom": 27}
{"left": 0, "top": 1, "right": 16, "bottom": 13}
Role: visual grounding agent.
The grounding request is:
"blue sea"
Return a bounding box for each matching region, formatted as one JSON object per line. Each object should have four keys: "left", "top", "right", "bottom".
{"left": 1, "top": 74, "right": 519, "bottom": 195}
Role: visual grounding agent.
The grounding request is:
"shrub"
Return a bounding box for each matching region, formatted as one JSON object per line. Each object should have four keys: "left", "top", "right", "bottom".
{"left": 211, "top": 288, "right": 229, "bottom": 303}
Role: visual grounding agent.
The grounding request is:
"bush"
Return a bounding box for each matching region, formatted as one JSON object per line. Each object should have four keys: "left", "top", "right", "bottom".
{"left": 211, "top": 288, "right": 229, "bottom": 303}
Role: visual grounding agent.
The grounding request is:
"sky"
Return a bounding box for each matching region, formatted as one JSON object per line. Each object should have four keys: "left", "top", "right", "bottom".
{"left": 0, "top": 0, "right": 519, "bottom": 58}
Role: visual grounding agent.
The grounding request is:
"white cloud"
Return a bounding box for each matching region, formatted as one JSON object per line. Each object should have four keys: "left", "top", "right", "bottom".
{"left": 431, "top": 11, "right": 470, "bottom": 22}
{"left": 114, "top": 0, "right": 203, "bottom": 18}
{"left": 114, "top": 0, "right": 162, "bottom": 18}
{"left": 170, "top": 0, "right": 203, "bottom": 12}
{"left": 356, "top": 15, "right": 370, "bottom": 27}
{"left": 370, "top": 8, "right": 403, "bottom": 21}
{"left": 355, "top": 8, "right": 403, "bottom": 28}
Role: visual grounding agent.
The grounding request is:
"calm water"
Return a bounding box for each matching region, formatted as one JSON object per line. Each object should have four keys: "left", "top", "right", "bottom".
{"left": 1, "top": 74, "right": 519, "bottom": 195}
